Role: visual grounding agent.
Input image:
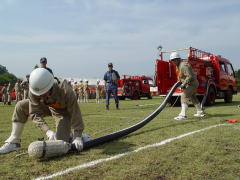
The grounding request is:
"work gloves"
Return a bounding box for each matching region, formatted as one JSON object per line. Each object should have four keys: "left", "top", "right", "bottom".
{"left": 46, "top": 130, "right": 56, "bottom": 140}
{"left": 72, "top": 137, "right": 83, "bottom": 151}
{"left": 46, "top": 130, "right": 83, "bottom": 151}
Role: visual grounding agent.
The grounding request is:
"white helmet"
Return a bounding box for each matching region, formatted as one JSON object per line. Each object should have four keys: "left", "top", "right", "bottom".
{"left": 170, "top": 52, "right": 181, "bottom": 60}
{"left": 29, "top": 68, "right": 54, "bottom": 96}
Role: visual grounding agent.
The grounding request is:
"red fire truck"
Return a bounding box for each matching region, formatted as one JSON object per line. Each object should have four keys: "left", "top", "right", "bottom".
{"left": 118, "top": 75, "right": 153, "bottom": 100}
{"left": 155, "top": 47, "right": 237, "bottom": 105}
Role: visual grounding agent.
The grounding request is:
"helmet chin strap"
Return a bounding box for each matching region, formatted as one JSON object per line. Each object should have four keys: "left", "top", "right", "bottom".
{"left": 49, "top": 87, "right": 54, "bottom": 95}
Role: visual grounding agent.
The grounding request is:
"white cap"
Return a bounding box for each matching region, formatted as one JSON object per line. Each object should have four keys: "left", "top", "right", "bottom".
{"left": 29, "top": 68, "right": 54, "bottom": 96}
{"left": 170, "top": 52, "right": 181, "bottom": 60}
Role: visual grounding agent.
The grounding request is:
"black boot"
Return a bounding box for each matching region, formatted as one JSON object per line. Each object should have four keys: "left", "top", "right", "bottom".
{"left": 106, "top": 105, "right": 109, "bottom": 110}
{"left": 116, "top": 104, "right": 119, "bottom": 109}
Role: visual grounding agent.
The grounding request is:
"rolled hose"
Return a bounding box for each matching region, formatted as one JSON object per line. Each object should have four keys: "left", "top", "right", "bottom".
{"left": 82, "top": 81, "right": 182, "bottom": 150}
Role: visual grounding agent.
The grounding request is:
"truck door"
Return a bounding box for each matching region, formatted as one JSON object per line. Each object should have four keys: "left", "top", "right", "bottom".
{"left": 225, "top": 63, "right": 237, "bottom": 92}
{"left": 141, "top": 79, "right": 149, "bottom": 93}
{"left": 155, "top": 60, "right": 178, "bottom": 95}
{"left": 218, "top": 61, "right": 228, "bottom": 90}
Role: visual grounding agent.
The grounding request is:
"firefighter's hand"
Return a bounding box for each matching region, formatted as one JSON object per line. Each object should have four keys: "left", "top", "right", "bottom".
{"left": 46, "top": 130, "right": 56, "bottom": 140}
{"left": 180, "top": 84, "right": 186, "bottom": 90}
{"left": 72, "top": 137, "right": 83, "bottom": 151}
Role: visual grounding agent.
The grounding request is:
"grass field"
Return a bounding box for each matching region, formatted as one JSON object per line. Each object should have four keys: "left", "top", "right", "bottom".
{"left": 0, "top": 95, "right": 240, "bottom": 180}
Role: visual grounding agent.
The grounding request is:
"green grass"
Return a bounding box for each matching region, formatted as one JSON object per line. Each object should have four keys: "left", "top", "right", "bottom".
{"left": 0, "top": 95, "right": 240, "bottom": 180}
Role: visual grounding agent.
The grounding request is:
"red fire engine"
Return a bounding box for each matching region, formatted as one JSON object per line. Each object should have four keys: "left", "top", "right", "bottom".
{"left": 155, "top": 47, "right": 237, "bottom": 105}
{"left": 118, "top": 75, "right": 153, "bottom": 100}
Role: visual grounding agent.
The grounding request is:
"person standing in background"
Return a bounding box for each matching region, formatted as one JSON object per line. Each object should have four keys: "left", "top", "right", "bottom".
{"left": 104, "top": 63, "right": 120, "bottom": 110}
{"left": 21, "top": 74, "right": 30, "bottom": 99}
{"left": 14, "top": 80, "right": 21, "bottom": 103}
{"left": 7, "top": 82, "right": 12, "bottom": 105}
{"left": 83, "top": 80, "right": 89, "bottom": 103}
{"left": 1, "top": 84, "right": 8, "bottom": 105}
{"left": 78, "top": 80, "right": 84, "bottom": 103}
{"left": 95, "top": 80, "right": 101, "bottom": 104}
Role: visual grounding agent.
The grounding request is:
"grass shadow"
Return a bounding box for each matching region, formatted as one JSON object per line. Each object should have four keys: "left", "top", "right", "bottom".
{"left": 39, "top": 140, "right": 136, "bottom": 162}
{"left": 93, "top": 140, "right": 136, "bottom": 155}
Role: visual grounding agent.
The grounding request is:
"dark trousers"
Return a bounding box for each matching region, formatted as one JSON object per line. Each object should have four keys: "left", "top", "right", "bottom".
{"left": 105, "top": 88, "right": 119, "bottom": 106}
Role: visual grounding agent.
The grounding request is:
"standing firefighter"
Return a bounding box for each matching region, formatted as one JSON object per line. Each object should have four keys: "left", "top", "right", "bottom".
{"left": 83, "top": 80, "right": 89, "bottom": 103}
{"left": 170, "top": 52, "right": 205, "bottom": 120}
{"left": 1, "top": 84, "right": 8, "bottom": 105}
{"left": 73, "top": 81, "right": 79, "bottom": 101}
{"left": 21, "top": 74, "right": 30, "bottom": 99}
{"left": 104, "top": 63, "right": 120, "bottom": 110}
{"left": 96, "top": 80, "right": 101, "bottom": 104}
{"left": 78, "top": 80, "right": 84, "bottom": 103}
{"left": 7, "top": 82, "right": 12, "bottom": 105}
{"left": 0, "top": 68, "right": 84, "bottom": 154}
{"left": 14, "top": 80, "right": 21, "bottom": 102}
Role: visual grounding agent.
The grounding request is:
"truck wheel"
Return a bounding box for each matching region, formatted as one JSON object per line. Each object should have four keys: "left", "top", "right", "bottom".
{"left": 206, "top": 87, "right": 216, "bottom": 106}
{"left": 224, "top": 88, "right": 233, "bottom": 103}
{"left": 147, "top": 93, "right": 152, "bottom": 99}
{"left": 118, "top": 96, "right": 126, "bottom": 100}
{"left": 131, "top": 91, "right": 140, "bottom": 100}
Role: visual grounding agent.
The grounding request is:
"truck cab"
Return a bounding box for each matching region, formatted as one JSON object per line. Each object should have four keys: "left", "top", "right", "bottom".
{"left": 118, "top": 75, "right": 153, "bottom": 100}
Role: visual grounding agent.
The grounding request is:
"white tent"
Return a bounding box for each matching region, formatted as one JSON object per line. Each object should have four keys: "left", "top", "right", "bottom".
{"left": 64, "top": 78, "right": 105, "bottom": 86}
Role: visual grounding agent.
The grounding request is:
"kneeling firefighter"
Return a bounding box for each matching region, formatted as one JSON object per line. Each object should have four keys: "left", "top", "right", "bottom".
{"left": 0, "top": 68, "right": 84, "bottom": 154}
{"left": 170, "top": 52, "right": 205, "bottom": 120}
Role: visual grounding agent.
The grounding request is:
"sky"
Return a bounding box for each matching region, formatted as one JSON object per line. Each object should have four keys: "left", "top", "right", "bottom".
{"left": 0, "top": 0, "right": 239, "bottom": 79}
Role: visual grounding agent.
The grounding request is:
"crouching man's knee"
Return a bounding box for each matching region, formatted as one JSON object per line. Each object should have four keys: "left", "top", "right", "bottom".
{"left": 12, "top": 99, "right": 30, "bottom": 124}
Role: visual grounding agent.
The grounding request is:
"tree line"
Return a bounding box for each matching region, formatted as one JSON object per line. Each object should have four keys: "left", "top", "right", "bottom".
{"left": 0, "top": 65, "right": 17, "bottom": 86}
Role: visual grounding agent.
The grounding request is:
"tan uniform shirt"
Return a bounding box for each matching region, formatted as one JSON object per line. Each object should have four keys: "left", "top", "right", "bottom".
{"left": 79, "top": 83, "right": 84, "bottom": 94}
{"left": 7, "top": 84, "right": 11, "bottom": 93}
{"left": 83, "top": 83, "right": 88, "bottom": 92}
{"left": 21, "top": 81, "right": 29, "bottom": 90}
{"left": 29, "top": 79, "right": 84, "bottom": 137}
{"left": 1, "top": 86, "right": 7, "bottom": 94}
{"left": 96, "top": 84, "right": 100, "bottom": 97}
{"left": 177, "top": 61, "right": 198, "bottom": 88}
{"left": 14, "top": 83, "right": 20, "bottom": 92}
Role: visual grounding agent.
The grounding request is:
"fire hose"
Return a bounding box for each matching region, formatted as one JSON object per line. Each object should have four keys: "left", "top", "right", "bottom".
{"left": 28, "top": 81, "right": 182, "bottom": 159}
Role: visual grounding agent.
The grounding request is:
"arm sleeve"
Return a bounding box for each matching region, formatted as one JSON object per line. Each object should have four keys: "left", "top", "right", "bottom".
{"left": 66, "top": 86, "right": 84, "bottom": 137}
{"left": 104, "top": 72, "right": 107, "bottom": 81}
{"left": 29, "top": 92, "right": 50, "bottom": 133}
{"left": 116, "top": 71, "right": 120, "bottom": 79}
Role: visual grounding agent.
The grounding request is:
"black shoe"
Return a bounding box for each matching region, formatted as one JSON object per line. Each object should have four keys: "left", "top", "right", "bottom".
{"left": 8, "top": 102, "right": 11, "bottom": 105}
{"left": 106, "top": 105, "right": 109, "bottom": 110}
{"left": 116, "top": 104, "right": 119, "bottom": 109}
